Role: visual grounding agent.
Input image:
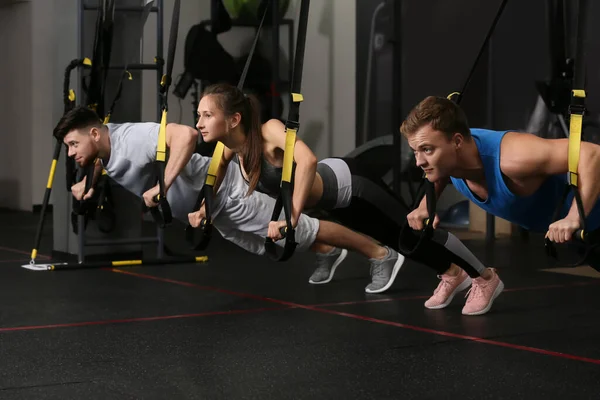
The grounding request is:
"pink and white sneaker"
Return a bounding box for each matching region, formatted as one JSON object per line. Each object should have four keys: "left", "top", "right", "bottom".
{"left": 462, "top": 268, "right": 504, "bottom": 316}
{"left": 424, "top": 268, "right": 472, "bottom": 309}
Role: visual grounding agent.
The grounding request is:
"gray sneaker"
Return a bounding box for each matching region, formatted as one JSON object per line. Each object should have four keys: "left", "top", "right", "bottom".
{"left": 365, "top": 247, "right": 405, "bottom": 293}
{"left": 309, "top": 248, "right": 348, "bottom": 284}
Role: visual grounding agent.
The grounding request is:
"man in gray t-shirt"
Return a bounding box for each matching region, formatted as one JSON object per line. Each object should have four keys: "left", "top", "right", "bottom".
{"left": 53, "top": 107, "right": 320, "bottom": 256}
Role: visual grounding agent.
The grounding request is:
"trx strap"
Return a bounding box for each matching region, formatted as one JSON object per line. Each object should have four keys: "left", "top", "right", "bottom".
{"left": 544, "top": 0, "right": 597, "bottom": 266}
{"left": 185, "top": 0, "right": 271, "bottom": 250}
{"left": 140, "top": 0, "right": 180, "bottom": 228}
{"left": 28, "top": 58, "right": 91, "bottom": 265}
{"left": 83, "top": 0, "right": 115, "bottom": 117}
{"left": 264, "top": 0, "right": 310, "bottom": 261}
{"left": 397, "top": 0, "right": 508, "bottom": 255}
{"left": 104, "top": 0, "right": 153, "bottom": 122}
{"left": 93, "top": 1, "right": 154, "bottom": 233}
{"left": 70, "top": 0, "right": 116, "bottom": 234}
{"left": 185, "top": 142, "right": 225, "bottom": 250}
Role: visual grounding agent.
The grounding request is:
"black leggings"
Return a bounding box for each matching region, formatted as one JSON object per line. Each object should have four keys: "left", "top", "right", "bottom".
{"left": 316, "top": 157, "right": 482, "bottom": 278}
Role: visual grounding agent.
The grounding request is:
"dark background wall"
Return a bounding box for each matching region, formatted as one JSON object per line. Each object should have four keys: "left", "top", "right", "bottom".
{"left": 356, "top": 0, "right": 600, "bottom": 144}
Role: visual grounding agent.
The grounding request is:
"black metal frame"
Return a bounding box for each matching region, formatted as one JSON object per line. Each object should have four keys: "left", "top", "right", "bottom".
{"left": 75, "top": 0, "right": 167, "bottom": 264}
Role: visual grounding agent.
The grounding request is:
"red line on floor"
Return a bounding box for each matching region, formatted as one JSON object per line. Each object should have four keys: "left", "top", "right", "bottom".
{"left": 0, "top": 259, "right": 31, "bottom": 264}
{"left": 0, "top": 246, "right": 50, "bottom": 259}
{"left": 112, "top": 268, "right": 600, "bottom": 366}
{"left": 0, "top": 306, "right": 286, "bottom": 333}
{"left": 299, "top": 308, "right": 600, "bottom": 365}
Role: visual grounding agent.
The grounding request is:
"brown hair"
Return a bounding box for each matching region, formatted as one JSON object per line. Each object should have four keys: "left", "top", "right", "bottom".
{"left": 201, "top": 83, "right": 263, "bottom": 196}
{"left": 400, "top": 96, "right": 471, "bottom": 140}
{"left": 53, "top": 106, "right": 103, "bottom": 141}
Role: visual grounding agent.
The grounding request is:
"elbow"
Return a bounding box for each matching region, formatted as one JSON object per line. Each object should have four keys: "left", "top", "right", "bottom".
{"left": 169, "top": 123, "right": 198, "bottom": 145}
{"left": 592, "top": 144, "right": 600, "bottom": 164}
{"left": 305, "top": 153, "right": 317, "bottom": 171}
{"left": 185, "top": 125, "right": 199, "bottom": 144}
{"left": 583, "top": 142, "right": 600, "bottom": 168}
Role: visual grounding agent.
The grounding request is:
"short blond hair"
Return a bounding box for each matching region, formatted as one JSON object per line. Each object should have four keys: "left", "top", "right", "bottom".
{"left": 400, "top": 96, "right": 471, "bottom": 140}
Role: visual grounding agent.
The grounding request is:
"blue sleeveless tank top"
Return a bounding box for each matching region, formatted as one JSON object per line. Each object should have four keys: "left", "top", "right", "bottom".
{"left": 450, "top": 129, "right": 600, "bottom": 232}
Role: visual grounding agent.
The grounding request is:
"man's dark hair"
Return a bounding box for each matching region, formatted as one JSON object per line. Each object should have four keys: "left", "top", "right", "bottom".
{"left": 53, "top": 106, "right": 103, "bottom": 141}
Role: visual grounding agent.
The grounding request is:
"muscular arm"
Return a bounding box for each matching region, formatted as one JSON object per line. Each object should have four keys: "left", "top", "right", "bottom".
{"left": 263, "top": 119, "right": 317, "bottom": 227}
{"left": 92, "top": 158, "right": 104, "bottom": 185}
{"left": 213, "top": 146, "right": 234, "bottom": 193}
{"left": 164, "top": 123, "right": 198, "bottom": 191}
{"left": 501, "top": 131, "right": 600, "bottom": 220}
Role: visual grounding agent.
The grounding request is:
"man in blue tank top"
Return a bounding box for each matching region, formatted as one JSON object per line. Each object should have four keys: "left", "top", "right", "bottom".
{"left": 400, "top": 95, "right": 600, "bottom": 301}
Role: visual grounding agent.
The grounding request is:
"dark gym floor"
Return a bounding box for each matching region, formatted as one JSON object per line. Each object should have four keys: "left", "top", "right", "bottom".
{"left": 1, "top": 208, "right": 600, "bottom": 399}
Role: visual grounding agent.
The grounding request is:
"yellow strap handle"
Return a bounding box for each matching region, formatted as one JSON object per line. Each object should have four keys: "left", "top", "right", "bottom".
{"left": 280, "top": 92, "right": 303, "bottom": 183}
{"left": 157, "top": 109, "right": 167, "bottom": 162}
{"left": 568, "top": 90, "right": 586, "bottom": 187}
{"left": 282, "top": 128, "right": 297, "bottom": 183}
{"left": 47, "top": 160, "right": 57, "bottom": 189}
{"left": 205, "top": 142, "right": 225, "bottom": 186}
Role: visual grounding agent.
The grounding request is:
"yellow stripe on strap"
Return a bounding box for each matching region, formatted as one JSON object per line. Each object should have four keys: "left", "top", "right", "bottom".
{"left": 31, "top": 249, "right": 38, "bottom": 260}
{"left": 195, "top": 256, "right": 209, "bottom": 262}
{"left": 205, "top": 141, "right": 225, "bottom": 186}
{"left": 103, "top": 114, "right": 111, "bottom": 124}
{"left": 112, "top": 260, "right": 142, "bottom": 266}
{"left": 568, "top": 113, "right": 583, "bottom": 186}
{"left": 157, "top": 110, "right": 167, "bottom": 162}
{"left": 567, "top": 89, "right": 586, "bottom": 187}
{"left": 69, "top": 90, "right": 76, "bottom": 102}
{"left": 291, "top": 93, "right": 304, "bottom": 103}
{"left": 282, "top": 128, "right": 297, "bottom": 182}
{"left": 47, "top": 159, "right": 57, "bottom": 188}
{"left": 447, "top": 91, "right": 460, "bottom": 100}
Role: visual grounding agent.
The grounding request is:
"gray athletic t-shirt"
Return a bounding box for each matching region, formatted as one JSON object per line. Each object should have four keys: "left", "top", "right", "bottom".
{"left": 102, "top": 122, "right": 319, "bottom": 255}
{"left": 103, "top": 122, "right": 227, "bottom": 221}
{"left": 213, "top": 167, "right": 320, "bottom": 255}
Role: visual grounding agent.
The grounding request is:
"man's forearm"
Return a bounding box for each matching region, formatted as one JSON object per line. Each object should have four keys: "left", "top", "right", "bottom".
{"left": 213, "top": 160, "right": 229, "bottom": 194}
{"left": 566, "top": 144, "right": 600, "bottom": 220}
{"left": 164, "top": 130, "right": 197, "bottom": 190}
{"left": 419, "top": 177, "right": 449, "bottom": 208}
{"left": 92, "top": 159, "right": 104, "bottom": 185}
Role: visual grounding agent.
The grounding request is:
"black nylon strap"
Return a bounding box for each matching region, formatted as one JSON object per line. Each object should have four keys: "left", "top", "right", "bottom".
{"left": 264, "top": 0, "right": 310, "bottom": 262}
{"left": 186, "top": 0, "right": 272, "bottom": 250}
{"left": 401, "top": 0, "right": 508, "bottom": 255}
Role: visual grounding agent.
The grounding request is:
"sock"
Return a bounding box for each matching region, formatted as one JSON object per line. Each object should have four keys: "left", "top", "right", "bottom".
{"left": 370, "top": 246, "right": 391, "bottom": 262}
{"left": 319, "top": 247, "right": 341, "bottom": 257}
